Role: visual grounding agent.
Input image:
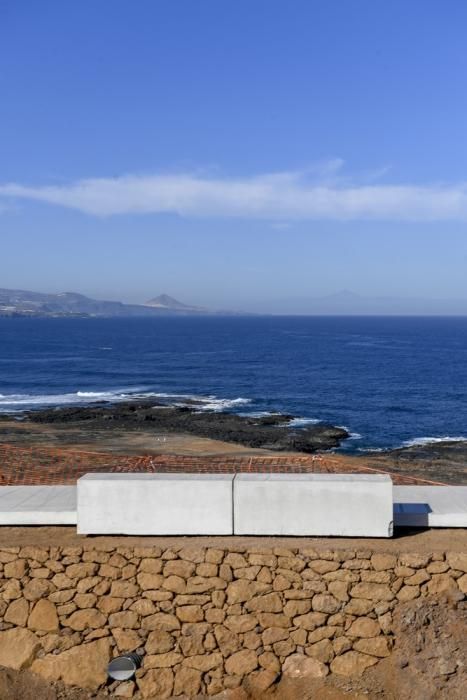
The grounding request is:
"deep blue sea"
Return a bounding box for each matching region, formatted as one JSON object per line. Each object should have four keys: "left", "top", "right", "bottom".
{"left": 1, "top": 315, "right": 466, "bottom": 453}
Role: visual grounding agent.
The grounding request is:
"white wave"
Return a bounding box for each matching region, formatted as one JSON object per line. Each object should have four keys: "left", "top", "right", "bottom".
{"left": 0, "top": 388, "right": 252, "bottom": 414}
{"left": 357, "top": 447, "right": 385, "bottom": 453}
{"left": 401, "top": 435, "right": 467, "bottom": 448}
{"left": 287, "top": 417, "right": 321, "bottom": 427}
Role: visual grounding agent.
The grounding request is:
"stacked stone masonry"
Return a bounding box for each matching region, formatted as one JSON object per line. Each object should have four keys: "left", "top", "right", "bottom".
{"left": 0, "top": 544, "right": 466, "bottom": 698}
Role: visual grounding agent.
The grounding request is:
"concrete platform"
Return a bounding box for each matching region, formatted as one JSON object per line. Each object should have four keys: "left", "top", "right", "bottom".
{"left": 394, "top": 485, "right": 467, "bottom": 527}
{"left": 233, "top": 473, "right": 394, "bottom": 537}
{"left": 77, "top": 473, "right": 234, "bottom": 535}
{"left": 0, "top": 486, "right": 77, "bottom": 525}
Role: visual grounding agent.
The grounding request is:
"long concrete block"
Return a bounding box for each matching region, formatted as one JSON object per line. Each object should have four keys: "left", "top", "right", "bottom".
{"left": 0, "top": 486, "right": 77, "bottom": 525}
{"left": 77, "top": 473, "right": 234, "bottom": 535}
{"left": 234, "top": 473, "right": 393, "bottom": 537}
{"left": 394, "top": 485, "right": 467, "bottom": 527}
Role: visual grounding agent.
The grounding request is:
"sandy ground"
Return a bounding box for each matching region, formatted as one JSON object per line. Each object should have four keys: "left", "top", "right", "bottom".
{"left": 1, "top": 525, "right": 466, "bottom": 552}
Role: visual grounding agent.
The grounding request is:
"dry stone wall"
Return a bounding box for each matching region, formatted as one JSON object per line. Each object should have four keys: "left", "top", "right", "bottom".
{"left": 0, "top": 544, "right": 466, "bottom": 698}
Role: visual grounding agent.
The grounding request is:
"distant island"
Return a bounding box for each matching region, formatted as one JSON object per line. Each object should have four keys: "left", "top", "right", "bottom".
{"left": 0, "top": 288, "right": 237, "bottom": 318}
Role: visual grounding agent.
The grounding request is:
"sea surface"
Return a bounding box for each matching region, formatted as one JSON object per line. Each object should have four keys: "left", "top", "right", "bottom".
{"left": 1, "top": 315, "right": 466, "bottom": 453}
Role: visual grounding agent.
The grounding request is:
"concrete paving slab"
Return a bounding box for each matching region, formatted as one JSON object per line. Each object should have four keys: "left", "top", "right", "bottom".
{"left": 77, "top": 473, "right": 234, "bottom": 535}
{"left": 394, "top": 485, "right": 467, "bottom": 527}
{"left": 0, "top": 486, "right": 77, "bottom": 525}
{"left": 234, "top": 473, "right": 394, "bottom": 537}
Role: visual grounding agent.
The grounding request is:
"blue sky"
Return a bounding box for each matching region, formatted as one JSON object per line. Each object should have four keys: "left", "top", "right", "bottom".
{"left": 1, "top": 0, "right": 467, "bottom": 309}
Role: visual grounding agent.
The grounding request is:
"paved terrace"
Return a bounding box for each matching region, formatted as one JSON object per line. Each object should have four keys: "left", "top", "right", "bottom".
{"left": 0, "top": 443, "right": 445, "bottom": 486}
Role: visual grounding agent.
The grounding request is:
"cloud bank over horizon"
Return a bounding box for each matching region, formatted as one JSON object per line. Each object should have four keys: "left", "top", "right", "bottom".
{"left": 2, "top": 164, "right": 467, "bottom": 222}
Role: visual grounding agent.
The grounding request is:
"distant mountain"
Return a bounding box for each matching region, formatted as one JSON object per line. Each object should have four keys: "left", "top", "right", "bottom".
{"left": 144, "top": 294, "right": 206, "bottom": 312}
{"left": 252, "top": 290, "right": 467, "bottom": 316}
{"left": 0, "top": 288, "right": 226, "bottom": 318}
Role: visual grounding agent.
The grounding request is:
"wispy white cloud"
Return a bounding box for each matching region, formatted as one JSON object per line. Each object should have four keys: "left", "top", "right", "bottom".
{"left": 1, "top": 162, "right": 467, "bottom": 221}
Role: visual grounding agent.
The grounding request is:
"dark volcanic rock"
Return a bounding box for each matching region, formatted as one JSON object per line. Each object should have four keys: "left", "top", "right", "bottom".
{"left": 23, "top": 401, "right": 349, "bottom": 453}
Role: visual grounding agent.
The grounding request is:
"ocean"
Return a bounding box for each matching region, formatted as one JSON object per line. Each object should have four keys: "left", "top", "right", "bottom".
{"left": 1, "top": 315, "right": 466, "bottom": 453}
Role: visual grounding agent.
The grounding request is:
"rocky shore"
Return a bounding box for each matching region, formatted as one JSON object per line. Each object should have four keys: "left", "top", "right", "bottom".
{"left": 16, "top": 401, "right": 349, "bottom": 454}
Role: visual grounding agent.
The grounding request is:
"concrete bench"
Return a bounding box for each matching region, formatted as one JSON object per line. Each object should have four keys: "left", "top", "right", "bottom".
{"left": 77, "top": 473, "right": 234, "bottom": 535}
{"left": 0, "top": 486, "right": 77, "bottom": 525}
{"left": 233, "top": 473, "right": 393, "bottom": 537}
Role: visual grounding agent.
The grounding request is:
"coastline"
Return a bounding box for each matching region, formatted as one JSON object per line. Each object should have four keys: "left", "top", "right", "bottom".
{"left": 1, "top": 401, "right": 466, "bottom": 484}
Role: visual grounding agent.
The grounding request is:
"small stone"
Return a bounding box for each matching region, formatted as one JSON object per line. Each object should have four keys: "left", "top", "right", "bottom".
{"left": 28, "top": 599, "right": 59, "bottom": 632}
{"left": 312, "top": 594, "right": 341, "bottom": 614}
{"left": 293, "top": 612, "right": 327, "bottom": 631}
{"left": 397, "top": 585, "right": 420, "bottom": 602}
{"left": 137, "top": 668, "right": 174, "bottom": 699}
{"left": 141, "top": 612, "right": 180, "bottom": 631}
{"left": 347, "top": 617, "right": 381, "bottom": 638}
{"left": 371, "top": 554, "right": 397, "bottom": 571}
{"left": 446, "top": 552, "right": 467, "bottom": 572}
{"left": 306, "top": 639, "right": 334, "bottom": 663}
{"left": 282, "top": 653, "right": 328, "bottom": 679}
{"left": 113, "top": 680, "right": 135, "bottom": 697}
{"left": 182, "top": 652, "right": 223, "bottom": 671}
{"left": 66, "top": 608, "right": 106, "bottom": 631}
{"left": 4, "top": 598, "right": 29, "bottom": 627}
{"left": 113, "top": 628, "right": 141, "bottom": 652}
{"left": 145, "top": 630, "right": 175, "bottom": 654}
{"left": 4, "top": 559, "right": 28, "bottom": 578}
{"left": 144, "top": 651, "right": 183, "bottom": 668}
{"left": 174, "top": 667, "right": 202, "bottom": 695}
{"left": 225, "top": 649, "right": 258, "bottom": 676}
{"left": 349, "top": 583, "right": 393, "bottom": 602}
{"left": 31, "top": 638, "right": 111, "bottom": 690}
{"left": 353, "top": 636, "right": 391, "bottom": 657}
{"left": 0, "top": 628, "right": 41, "bottom": 670}
{"left": 330, "top": 650, "right": 378, "bottom": 676}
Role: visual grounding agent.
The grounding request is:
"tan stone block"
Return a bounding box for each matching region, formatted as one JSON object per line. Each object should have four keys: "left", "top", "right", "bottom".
{"left": 306, "top": 638, "right": 334, "bottom": 663}
{"left": 98, "top": 564, "right": 119, "bottom": 579}
{"left": 360, "top": 571, "right": 391, "bottom": 583}
{"left": 97, "top": 596, "right": 124, "bottom": 614}
{"left": 427, "top": 561, "right": 449, "bottom": 574}
{"left": 182, "top": 652, "right": 223, "bottom": 671}
{"left": 136, "top": 572, "right": 162, "bottom": 591}
{"left": 282, "top": 653, "right": 328, "bottom": 679}
{"left": 4, "top": 559, "right": 28, "bottom": 578}
{"left": 308, "top": 626, "right": 338, "bottom": 643}
{"left": 245, "top": 592, "right": 282, "bottom": 613}
{"left": 79, "top": 576, "right": 104, "bottom": 594}
{"left": 226, "top": 579, "right": 270, "bottom": 604}
{"left": 347, "top": 617, "right": 380, "bottom": 638}
{"left": 283, "top": 589, "right": 313, "bottom": 599}
{"left": 185, "top": 576, "right": 227, "bottom": 593}
{"left": 308, "top": 560, "right": 340, "bottom": 574}
{"left": 65, "top": 563, "right": 98, "bottom": 580}
{"left": 246, "top": 669, "right": 278, "bottom": 692}
{"left": 284, "top": 599, "right": 311, "bottom": 617}
{"left": 109, "top": 611, "right": 138, "bottom": 628}
{"left": 457, "top": 573, "right": 467, "bottom": 594}
{"left": 196, "top": 562, "right": 218, "bottom": 577}
{"left": 144, "top": 651, "right": 183, "bottom": 668}
{"left": 138, "top": 558, "right": 163, "bottom": 575}
{"left": 177, "top": 547, "right": 205, "bottom": 563}
{"left": 142, "top": 590, "right": 172, "bottom": 602}
{"left": 353, "top": 636, "right": 391, "bottom": 657}
{"left": 276, "top": 567, "right": 302, "bottom": 584}
{"left": 324, "top": 569, "right": 359, "bottom": 582}
{"left": 371, "top": 553, "right": 397, "bottom": 571}
{"left": 74, "top": 593, "right": 97, "bottom": 609}
{"left": 248, "top": 553, "right": 277, "bottom": 567}
{"left": 224, "top": 613, "right": 258, "bottom": 633}
{"left": 274, "top": 638, "right": 296, "bottom": 656}
{"left": 205, "top": 548, "right": 224, "bottom": 564}
{"left": 4, "top": 598, "right": 29, "bottom": 626}
{"left": 176, "top": 605, "right": 204, "bottom": 623}
{"left": 174, "top": 667, "right": 202, "bottom": 696}
{"left": 141, "top": 612, "right": 180, "bottom": 631}
{"left": 258, "top": 612, "right": 291, "bottom": 628}
{"left": 110, "top": 581, "right": 139, "bottom": 597}
{"left": 28, "top": 599, "right": 58, "bottom": 632}
{"left": 397, "top": 585, "right": 420, "bottom": 602}
{"left": 113, "top": 680, "right": 135, "bottom": 697}
{"left": 446, "top": 552, "right": 467, "bottom": 573}
{"left": 137, "top": 668, "right": 174, "bottom": 699}
{"left": 330, "top": 650, "right": 378, "bottom": 676}
{"left": 333, "top": 636, "right": 352, "bottom": 655}
{"left": 23, "top": 579, "right": 53, "bottom": 601}
{"left": 49, "top": 589, "right": 74, "bottom": 604}
{"left": 350, "top": 583, "right": 393, "bottom": 602}
{"left": 277, "top": 556, "right": 306, "bottom": 572}
{"left": 312, "top": 593, "right": 341, "bottom": 614}
{"left": 113, "top": 628, "right": 141, "bottom": 652}
{"left": 31, "top": 638, "right": 111, "bottom": 691}
{"left": 426, "top": 573, "right": 459, "bottom": 596}
{"left": 121, "top": 564, "right": 136, "bottom": 580}
{"left": 404, "top": 569, "right": 430, "bottom": 585}
{"left": 0, "top": 628, "right": 41, "bottom": 670}
{"left": 257, "top": 567, "right": 273, "bottom": 584}
{"left": 145, "top": 630, "right": 175, "bottom": 654}
{"left": 225, "top": 649, "right": 258, "bottom": 676}
{"left": 65, "top": 608, "right": 107, "bottom": 631}
{"left": 328, "top": 580, "right": 349, "bottom": 602}
{"left": 163, "top": 559, "right": 196, "bottom": 578}
{"left": 398, "top": 553, "right": 431, "bottom": 569}
{"left": 293, "top": 611, "right": 327, "bottom": 631}
{"left": 162, "top": 575, "right": 186, "bottom": 594}
{"left": 2, "top": 579, "right": 22, "bottom": 600}
{"left": 291, "top": 628, "right": 308, "bottom": 645}
{"left": 19, "top": 547, "right": 48, "bottom": 563}
{"left": 205, "top": 607, "right": 225, "bottom": 623}
{"left": 179, "top": 632, "right": 205, "bottom": 656}
{"left": 273, "top": 574, "right": 291, "bottom": 591}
